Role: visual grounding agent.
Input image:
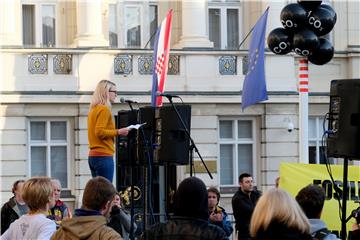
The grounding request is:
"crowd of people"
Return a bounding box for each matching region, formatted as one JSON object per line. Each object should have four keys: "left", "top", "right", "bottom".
{"left": 1, "top": 80, "right": 360, "bottom": 239}
{"left": 1, "top": 175, "right": 360, "bottom": 240}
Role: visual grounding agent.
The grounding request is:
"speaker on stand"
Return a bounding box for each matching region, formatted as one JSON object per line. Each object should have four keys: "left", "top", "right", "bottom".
{"left": 116, "top": 110, "right": 138, "bottom": 166}
{"left": 326, "top": 79, "right": 360, "bottom": 240}
{"left": 327, "top": 79, "right": 360, "bottom": 158}
{"left": 153, "top": 104, "right": 191, "bottom": 165}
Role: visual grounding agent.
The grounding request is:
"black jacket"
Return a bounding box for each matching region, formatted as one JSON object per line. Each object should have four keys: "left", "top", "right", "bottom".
{"left": 1, "top": 197, "right": 22, "bottom": 234}
{"left": 143, "top": 177, "right": 227, "bottom": 240}
{"left": 232, "top": 188, "right": 261, "bottom": 238}
{"left": 143, "top": 217, "right": 228, "bottom": 240}
{"left": 252, "top": 221, "right": 312, "bottom": 240}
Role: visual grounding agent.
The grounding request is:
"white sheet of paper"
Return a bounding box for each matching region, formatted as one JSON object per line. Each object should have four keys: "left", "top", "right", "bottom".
{"left": 127, "top": 122, "right": 146, "bottom": 130}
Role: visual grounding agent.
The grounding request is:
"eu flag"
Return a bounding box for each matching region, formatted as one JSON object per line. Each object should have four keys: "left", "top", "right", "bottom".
{"left": 242, "top": 7, "right": 269, "bottom": 110}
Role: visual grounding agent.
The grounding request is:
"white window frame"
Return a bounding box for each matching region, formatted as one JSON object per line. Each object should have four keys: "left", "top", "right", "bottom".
{"left": 308, "top": 116, "right": 340, "bottom": 165}
{"left": 218, "top": 117, "right": 257, "bottom": 187}
{"left": 124, "top": 4, "right": 144, "bottom": 48}
{"left": 309, "top": 116, "right": 325, "bottom": 164}
{"left": 208, "top": 1, "right": 241, "bottom": 50}
{"left": 21, "top": 0, "right": 58, "bottom": 47}
{"left": 109, "top": 3, "right": 118, "bottom": 48}
{"left": 108, "top": 1, "right": 157, "bottom": 48}
{"left": 27, "top": 118, "right": 71, "bottom": 188}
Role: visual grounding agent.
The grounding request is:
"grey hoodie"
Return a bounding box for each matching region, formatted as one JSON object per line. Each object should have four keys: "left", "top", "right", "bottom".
{"left": 309, "top": 219, "right": 340, "bottom": 240}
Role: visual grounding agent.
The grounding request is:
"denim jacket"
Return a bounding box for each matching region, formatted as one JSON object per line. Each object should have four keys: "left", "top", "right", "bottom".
{"left": 209, "top": 206, "right": 234, "bottom": 237}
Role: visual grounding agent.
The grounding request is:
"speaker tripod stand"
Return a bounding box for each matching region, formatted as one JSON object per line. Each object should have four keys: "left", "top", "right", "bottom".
{"left": 164, "top": 95, "right": 213, "bottom": 179}
{"left": 340, "top": 157, "right": 352, "bottom": 240}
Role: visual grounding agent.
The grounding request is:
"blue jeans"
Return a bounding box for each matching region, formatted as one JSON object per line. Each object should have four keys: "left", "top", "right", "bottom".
{"left": 88, "top": 156, "right": 114, "bottom": 182}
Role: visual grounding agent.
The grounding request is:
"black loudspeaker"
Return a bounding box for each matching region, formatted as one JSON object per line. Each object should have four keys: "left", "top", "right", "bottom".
{"left": 116, "top": 110, "right": 138, "bottom": 165}
{"left": 154, "top": 104, "right": 191, "bottom": 165}
{"left": 327, "top": 79, "right": 360, "bottom": 159}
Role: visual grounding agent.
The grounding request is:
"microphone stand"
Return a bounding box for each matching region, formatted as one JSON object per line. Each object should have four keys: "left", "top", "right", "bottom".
{"left": 164, "top": 96, "right": 213, "bottom": 179}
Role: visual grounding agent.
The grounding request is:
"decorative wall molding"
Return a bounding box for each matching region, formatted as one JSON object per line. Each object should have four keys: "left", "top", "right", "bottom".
{"left": 138, "top": 55, "right": 153, "bottom": 75}
{"left": 219, "top": 56, "right": 237, "bottom": 75}
{"left": 114, "top": 55, "right": 132, "bottom": 75}
{"left": 168, "top": 55, "right": 180, "bottom": 75}
{"left": 53, "top": 54, "right": 72, "bottom": 74}
{"left": 28, "top": 54, "right": 48, "bottom": 74}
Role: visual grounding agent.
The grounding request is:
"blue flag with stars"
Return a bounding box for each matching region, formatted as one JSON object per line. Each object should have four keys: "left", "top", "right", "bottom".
{"left": 242, "top": 7, "right": 269, "bottom": 110}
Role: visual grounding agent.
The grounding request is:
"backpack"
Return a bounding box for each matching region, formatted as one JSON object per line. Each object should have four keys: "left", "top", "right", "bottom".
{"left": 312, "top": 228, "right": 332, "bottom": 240}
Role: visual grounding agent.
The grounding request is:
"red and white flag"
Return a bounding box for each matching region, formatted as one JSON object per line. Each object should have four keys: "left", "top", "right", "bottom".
{"left": 151, "top": 9, "right": 173, "bottom": 107}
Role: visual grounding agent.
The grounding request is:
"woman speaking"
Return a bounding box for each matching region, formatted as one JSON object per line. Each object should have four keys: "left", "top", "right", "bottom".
{"left": 88, "top": 80, "right": 129, "bottom": 182}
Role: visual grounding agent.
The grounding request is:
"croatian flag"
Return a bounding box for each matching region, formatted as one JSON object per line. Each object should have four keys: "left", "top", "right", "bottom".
{"left": 151, "top": 9, "right": 173, "bottom": 107}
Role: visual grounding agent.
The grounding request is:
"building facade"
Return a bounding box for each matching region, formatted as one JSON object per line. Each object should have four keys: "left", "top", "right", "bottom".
{"left": 1, "top": 0, "right": 359, "bottom": 215}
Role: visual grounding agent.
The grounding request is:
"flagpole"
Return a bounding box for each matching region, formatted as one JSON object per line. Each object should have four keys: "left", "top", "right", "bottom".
{"left": 298, "top": 58, "right": 309, "bottom": 164}
{"left": 238, "top": 27, "right": 254, "bottom": 49}
{"left": 238, "top": 7, "right": 269, "bottom": 49}
{"left": 144, "top": 30, "right": 158, "bottom": 49}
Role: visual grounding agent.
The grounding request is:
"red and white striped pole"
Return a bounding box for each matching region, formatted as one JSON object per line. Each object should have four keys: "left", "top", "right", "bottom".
{"left": 298, "top": 58, "right": 309, "bottom": 164}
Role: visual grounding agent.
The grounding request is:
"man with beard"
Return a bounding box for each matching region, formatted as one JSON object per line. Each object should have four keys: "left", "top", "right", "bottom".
{"left": 232, "top": 173, "right": 261, "bottom": 240}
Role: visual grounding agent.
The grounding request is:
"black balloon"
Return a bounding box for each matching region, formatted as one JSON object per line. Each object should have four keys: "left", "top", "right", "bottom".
{"left": 293, "top": 29, "right": 319, "bottom": 57}
{"left": 308, "top": 38, "right": 334, "bottom": 65}
{"left": 297, "top": 0, "right": 322, "bottom": 11}
{"left": 267, "top": 28, "right": 293, "bottom": 55}
{"left": 319, "top": 4, "right": 337, "bottom": 23}
{"left": 319, "top": 4, "right": 337, "bottom": 27}
{"left": 308, "top": 6, "right": 337, "bottom": 36}
{"left": 280, "top": 3, "right": 308, "bottom": 31}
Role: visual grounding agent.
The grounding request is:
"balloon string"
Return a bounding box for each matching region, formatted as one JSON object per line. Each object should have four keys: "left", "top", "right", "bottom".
{"left": 238, "top": 6, "right": 270, "bottom": 49}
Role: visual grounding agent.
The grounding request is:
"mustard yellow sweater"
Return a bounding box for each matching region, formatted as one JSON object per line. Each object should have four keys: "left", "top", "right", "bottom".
{"left": 88, "top": 105, "right": 117, "bottom": 155}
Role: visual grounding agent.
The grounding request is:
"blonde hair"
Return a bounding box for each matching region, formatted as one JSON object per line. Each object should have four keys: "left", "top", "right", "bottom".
{"left": 90, "top": 80, "right": 116, "bottom": 109}
{"left": 22, "top": 177, "right": 53, "bottom": 211}
{"left": 250, "top": 188, "right": 310, "bottom": 237}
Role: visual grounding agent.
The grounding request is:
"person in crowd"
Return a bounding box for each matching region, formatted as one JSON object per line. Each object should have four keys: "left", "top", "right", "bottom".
{"left": 142, "top": 177, "right": 227, "bottom": 240}
{"left": 275, "top": 177, "right": 280, "bottom": 188}
{"left": 51, "top": 176, "right": 121, "bottom": 240}
{"left": 0, "top": 180, "right": 29, "bottom": 234}
{"left": 250, "top": 188, "right": 312, "bottom": 240}
{"left": 1, "top": 177, "right": 56, "bottom": 240}
{"left": 108, "top": 192, "right": 137, "bottom": 239}
{"left": 351, "top": 221, "right": 360, "bottom": 239}
{"left": 296, "top": 184, "right": 340, "bottom": 239}
{"left": 47, "top": 179, "right": 72, "bottom": 227}
{"left": 208, "top": 187, "right": 233, "bottom": 238}
{"left": 88, "top": 79, "right": 130, "bottom": 182}
{"left": 232, "top": 173, "right": 261, "bottom": 240}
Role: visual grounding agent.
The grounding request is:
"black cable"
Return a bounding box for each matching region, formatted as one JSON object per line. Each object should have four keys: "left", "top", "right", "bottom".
{"left": 321, "top": 113, "right": 342, "bottom": 222}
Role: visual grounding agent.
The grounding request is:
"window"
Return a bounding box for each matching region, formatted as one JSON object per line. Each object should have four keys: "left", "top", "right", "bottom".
{"left": 308, "top": 116, "right": 336, "bottom": 164}
{"left": 125, "top": 6, "right": 141, "bottom": 47}
{"left": 109, "top": 4, "right": 118, "bottom": 48}
{"left": 22, "top": 5, "right": 35, "bottom": 46}
{"left": 208, "top": 2, "right": 240, "bottom": 50}
{"left": 22, "top": 2, "right": 56, "bottom": 47}
{"left": 42, "top": 5, "right": 55, "bottom": 47}
{"left": 218, "top": 119, "right": 256, "bottom": 186}
{"left": 28, "top": 119, "right": 70, "bottom": 188}
{"left": 149, "top": 5, "right": 158, "bottom": 48}
{"left": 108, "top": 3, "right": 158, "bottom": 48}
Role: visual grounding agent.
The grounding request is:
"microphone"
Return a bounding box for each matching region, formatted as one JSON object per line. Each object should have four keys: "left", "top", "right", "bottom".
{"left": 120, "top": 97, "right": 137, "bottom": 103}
{"left": 156, "top": 92, "right": 179, "bottom": 98}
